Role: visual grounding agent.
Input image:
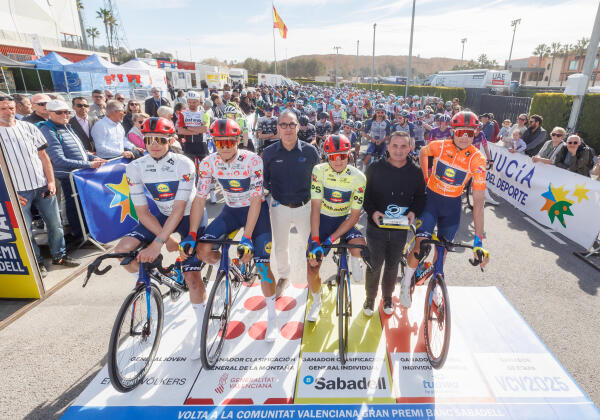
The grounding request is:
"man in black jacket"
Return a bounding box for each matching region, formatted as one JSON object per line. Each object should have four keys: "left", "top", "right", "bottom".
{"left": 362, "top": 131, "right": 426, "bottom": 316}
{"left": 144, "top": 87, "right": 171, "bottom": 117}
{"left": 69, "top": 97, "right": 97, "bottom": 152}
{"left": 523, "top": 114, "right": 547, "bottom": 157}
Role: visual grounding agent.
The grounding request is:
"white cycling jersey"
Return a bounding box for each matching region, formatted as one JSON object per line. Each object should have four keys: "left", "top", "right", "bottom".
{"left": 196, "top": 150, "right": 264, "bottom": 208}
{"left": 126, "top": 152, "right": 197, "bottom": 216}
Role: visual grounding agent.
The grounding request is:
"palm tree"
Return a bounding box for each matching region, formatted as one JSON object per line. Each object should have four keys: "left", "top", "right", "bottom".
{"left": 573, "top": 37, "right": 590, "bottom": 71}
{"left": 86, "top": 27, "right": 100, "bottom": 50}
{"left": 547, "top": 42, "right": 562, "bottom": 86}
{"left": 532, "top": 43, "right": 550, "bottom": 85}
{"left": 107, "top": 15, "right": 118, "bottom": 61}
{"left": 96, "top": 8, "right": 114, "bottom": 60}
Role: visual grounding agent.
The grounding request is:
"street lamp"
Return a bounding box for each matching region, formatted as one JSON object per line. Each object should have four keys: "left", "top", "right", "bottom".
{"left": 372, "top": 23, "right": 376, "bottom": 90}
{"left": 507, "top": 18, "right": 521, "bottom": 69}
{"left": 334, "top": 46, "right": 341, "bottom": 87}
{"left": 405, "top": 0, "right": 416, "bottom": 98}
{"left": 460, "top": 38, "right": 467, "bottom": 68}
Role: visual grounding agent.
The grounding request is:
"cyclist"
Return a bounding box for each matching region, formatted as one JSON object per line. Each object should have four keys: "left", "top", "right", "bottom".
{"left": 340, "top": 119, "right": 359, "bottom": 163}
{"left": 177, "top": 91, "right": 209, "bottom": 166}
{"left": 392, "top": 109, "right": 415, "bottom": 147}
{"left": 298, "top": 115, "right": 316, "bottom": 145}
{"left": 187, "top": 118, "right": 278, "bottom": 342}
{"left": 224, "top": 104, "right": 250, "bottom": 151}
{"left": 398, "top": 111, "right": 490, "bottom": 308}
{"left": 362, "top": 104, "right": 391, "bottom": 168}
{"left": 306, "top": 134, "right": 367, "bottom": 322}
{"left": 114, "top": 117, "right": 208, "bottom": 358}
{"left": 428, "top": 114, "right": 452, "bottom": 143}
{"left": 329, "top": 99, "right": 346, "bottom": 133}
{"left": 315, "top": 112, "right": 333, "bottom": 146}
{"left": 256, "top": 103, "right": 279, "bottom": 153}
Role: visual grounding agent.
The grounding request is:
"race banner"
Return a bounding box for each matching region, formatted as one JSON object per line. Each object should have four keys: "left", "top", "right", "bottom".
{"left": 488, "top": 144, "right": 600, "bottom": 249}
{"left": 72, "top": 158, "right": 158, "bottom": 244}
{"left": 0, "top": 164, "right": 41, "bottom": 298}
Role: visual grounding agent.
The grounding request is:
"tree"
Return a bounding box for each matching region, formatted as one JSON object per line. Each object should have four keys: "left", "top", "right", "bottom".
{"left": 532, "top": 43, "right": 550, "bottom": 85}
{"left": 96, "top": 8, "right": 114, "bottom": 61}
{"left": 86, "top": 27, "right": 100, "bottom": 50}
{"left": 547, "top": 42, "right": 562, "bottom": 86}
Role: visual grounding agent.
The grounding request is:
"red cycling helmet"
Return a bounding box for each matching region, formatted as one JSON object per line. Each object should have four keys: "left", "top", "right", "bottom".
{"left": 323, "top": 134, "right": 351, "bottom": 154}
{"left": 451, "top": 111, "right": 479, "bottom": 129}
{"left": 141, "top": 117, "right": 175, "bottom": 135}
{"left": 210, "top": 118, "right": 241, "bottom": 137}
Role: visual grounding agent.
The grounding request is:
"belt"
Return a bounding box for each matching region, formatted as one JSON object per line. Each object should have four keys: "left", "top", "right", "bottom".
{"left": 279, "top": 198, "right": 310, "bottom": 208}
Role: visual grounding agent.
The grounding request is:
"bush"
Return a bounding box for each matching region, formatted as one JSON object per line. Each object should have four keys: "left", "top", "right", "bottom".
{"left": 529, "top": 93, "right": 600, "bottom": 152}
{"left": 292, "top": 80, "right": 466, "bottom": 103}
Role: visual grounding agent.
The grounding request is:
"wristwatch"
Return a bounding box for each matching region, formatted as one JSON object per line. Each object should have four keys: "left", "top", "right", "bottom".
{"left": 153, "top": 237, "right": 166, "bottom": 245}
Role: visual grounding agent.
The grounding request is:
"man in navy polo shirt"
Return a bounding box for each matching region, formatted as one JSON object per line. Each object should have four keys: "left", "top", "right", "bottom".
{"left": 262, "top": 109, "right": 319, "bottom": 297}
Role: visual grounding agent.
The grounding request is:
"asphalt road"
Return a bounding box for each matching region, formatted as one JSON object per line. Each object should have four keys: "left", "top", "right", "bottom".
{"left": 0, "top": 166, "right": 598, "bottom": 419}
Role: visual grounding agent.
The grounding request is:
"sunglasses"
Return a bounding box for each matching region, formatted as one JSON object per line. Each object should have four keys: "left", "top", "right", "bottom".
{"left": 327, "top": 152, "right": 349, "bottom": 162}
{"left": 567, "top": 141, "right": 580, "bottom": 145}
{"left": 518, "top": 117, "right": 526, "bottom": 121}
{"left": 454, "top": 129, "right": 475, "bottom": 138}
{"left": 34, "top": 102, "right": 47, "bottom": 107}
{"left": 0, "top": 95, "right": 14, "bottom": 102}
{"left": 52, "top": 110, "right": 70, "bottom": 115}
{"left": 215, "top": 139, "right": 238, "bottom": 149}
{"left": 144, "top": 136, "right": 170, "bottom": 146}
{"left": 278, "top": 122, "right": 298, "bottom": 129}
{"left": 551, "top": 133, "right": 563, "bottom": 137}
{"left": 75, "top": 103, "right": 89, "bottom": 108}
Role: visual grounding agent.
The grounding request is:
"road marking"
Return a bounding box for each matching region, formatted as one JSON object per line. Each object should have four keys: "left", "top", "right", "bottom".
{"left": 524, "top": 217, "right": 566, "bottom": 245}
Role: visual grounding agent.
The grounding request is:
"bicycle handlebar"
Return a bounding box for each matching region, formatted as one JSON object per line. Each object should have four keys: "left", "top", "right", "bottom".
{"left": 83, "top": 249, "right": 173, "bottom": 288}
{"left": 413, "top": 237, "right": 487, "bottom": 271}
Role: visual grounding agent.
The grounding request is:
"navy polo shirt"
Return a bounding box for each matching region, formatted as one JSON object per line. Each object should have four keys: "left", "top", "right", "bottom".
{"left": 262, "top": 139, "right": 319, "bottom": 204}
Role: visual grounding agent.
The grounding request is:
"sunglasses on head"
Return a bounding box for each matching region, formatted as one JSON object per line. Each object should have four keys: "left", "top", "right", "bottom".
{"left": 214, "top": 138, "right": 238, "bottom": 149}
{"left": 327, "top": 152, "right": 349, "bottom": 162}
{"left": 144, "top": 136, "right": 170, "bottom": 146}
{"left": 454, "top": 129, "right": 475, "bottom": 138}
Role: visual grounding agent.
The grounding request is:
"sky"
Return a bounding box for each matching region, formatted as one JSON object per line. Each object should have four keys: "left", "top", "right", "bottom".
{"left": 81, "top": 0, "right": 599, "bottom": 64}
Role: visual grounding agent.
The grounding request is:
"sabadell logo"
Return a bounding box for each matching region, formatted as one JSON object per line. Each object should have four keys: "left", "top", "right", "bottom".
{"left": 303, "top": 375, "right": 386, "bottom": 390}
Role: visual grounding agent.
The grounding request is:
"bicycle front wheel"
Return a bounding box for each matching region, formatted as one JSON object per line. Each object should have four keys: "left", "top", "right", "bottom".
{"left": 423, "top": 275, "right": 451, "bottom": 369}
{"left": 337, "top": 269, "right": 350, "bottom": 365}
{"left": 108, "top": 283, "right": 164, "bottom": 392}
{"left": 201, "top": 271, "right": 229, "bottom": 370}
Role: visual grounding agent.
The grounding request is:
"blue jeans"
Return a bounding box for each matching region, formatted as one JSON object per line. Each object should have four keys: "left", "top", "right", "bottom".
{"left": 19, "top": 186, "right": 66, "bottom": 263}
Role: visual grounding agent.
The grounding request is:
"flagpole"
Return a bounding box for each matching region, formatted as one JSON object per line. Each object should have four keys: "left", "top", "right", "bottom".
{"left": 272, "top": 4, "right": 278, "bottom": 74}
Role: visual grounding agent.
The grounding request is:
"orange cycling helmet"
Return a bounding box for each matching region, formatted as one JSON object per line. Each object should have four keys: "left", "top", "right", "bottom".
{"left": 210, "top": 118, "right": 241, "bottom": 137}
{"left": 451, "top": 111, "right": 479, "bottom": 129}
{"left": 323, "top": 134, "right": 351, "bottom": 154}
{"left": 141, "top": 117, "right": 175, "bottom": 135}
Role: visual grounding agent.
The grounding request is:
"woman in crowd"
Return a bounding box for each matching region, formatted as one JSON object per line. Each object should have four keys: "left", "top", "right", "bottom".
{"left": 123, "top": 100, "right": 141, "bottom": 133}
{"left": 127, "top": 112, "right": 150, "bottom": 149}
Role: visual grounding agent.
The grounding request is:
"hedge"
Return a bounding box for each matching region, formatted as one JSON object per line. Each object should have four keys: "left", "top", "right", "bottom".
{"left": 529, "top": 93, "right": 600, "bottom": 151}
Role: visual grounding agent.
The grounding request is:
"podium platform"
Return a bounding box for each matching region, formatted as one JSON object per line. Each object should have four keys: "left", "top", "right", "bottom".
{"left": 62, "top": 284, "right": 599, "bottom": 420}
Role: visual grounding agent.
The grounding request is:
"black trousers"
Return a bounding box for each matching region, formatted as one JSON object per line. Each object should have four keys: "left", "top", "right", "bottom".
{"left": 365, "top": 224, "right": 408, "bottom": 300}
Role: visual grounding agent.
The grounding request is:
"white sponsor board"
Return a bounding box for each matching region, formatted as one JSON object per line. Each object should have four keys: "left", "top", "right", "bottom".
{"left": 185, "top": 282, "right": 307, "bottom": 405}
{"left": 488, "top": 144, "right": 600, "bottom": 249}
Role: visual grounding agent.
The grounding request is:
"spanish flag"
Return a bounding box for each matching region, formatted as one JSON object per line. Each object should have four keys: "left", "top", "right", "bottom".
{"left": 273, "top": 5, "right": 288, "bottom": 39}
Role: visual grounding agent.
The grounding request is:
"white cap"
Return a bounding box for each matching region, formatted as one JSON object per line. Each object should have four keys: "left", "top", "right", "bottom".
{"left": 241, "top": 89, "right": 247, "bottom": 95}
{"left": 186, "top": 91, "right": 202, "bottom": 100}
{"left": 47, "top": 100, "right": 70, "bottom": 112}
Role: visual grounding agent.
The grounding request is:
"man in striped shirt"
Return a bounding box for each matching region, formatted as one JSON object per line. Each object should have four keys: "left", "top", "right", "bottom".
{"left": 0, "top": 94, "right": 79, "bottom": 277}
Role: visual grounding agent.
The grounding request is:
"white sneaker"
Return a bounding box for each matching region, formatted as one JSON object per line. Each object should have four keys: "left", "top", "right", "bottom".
{"left": 399, "top": 282, "right": 412, "bottom": 308}
{"left": 265, "top": 318, "right": 277, "bottom": 342}
{"left": 350, "top": 256, "right": 363, "bottom": 283}
{"left": 306, "top": 300, "right": 322, "bottom": 322}
{"left": 433, "top": 284, "right": 443, "bottom": 307}
{"left": 210, "top": 190, "right": 217, "bottom": 204}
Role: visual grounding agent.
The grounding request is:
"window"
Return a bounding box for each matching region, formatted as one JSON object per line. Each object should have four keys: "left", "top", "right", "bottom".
{"left": 569, "top": 60, "right": 579, "bottom": 71}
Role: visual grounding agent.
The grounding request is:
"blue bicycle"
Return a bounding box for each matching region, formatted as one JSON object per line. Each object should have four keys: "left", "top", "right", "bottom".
{"left": 83, "top": 245, "right": 213, "bottom": 392}
{"left": 198, "top": 231, "right": 259, "bottom": 369}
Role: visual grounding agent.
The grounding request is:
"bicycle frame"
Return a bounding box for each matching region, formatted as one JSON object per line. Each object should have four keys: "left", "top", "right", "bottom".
{"left": 335, "top": 250, "right": 352, "bottom": 309}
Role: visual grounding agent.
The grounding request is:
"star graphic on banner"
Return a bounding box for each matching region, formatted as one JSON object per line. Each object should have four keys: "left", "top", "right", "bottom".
{"left": 105, "top": 174, "right": 137, "bottom": 223}
{"left": 571, "top": 183, "right": 590, "bottom": 203}
{"left": 551, "top": 185, "right": 572, "bottom": 203}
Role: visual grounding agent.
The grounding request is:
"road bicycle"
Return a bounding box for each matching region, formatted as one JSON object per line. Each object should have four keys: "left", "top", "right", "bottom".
{"left": 82, "top": 245, "right": 213, "bottom": 392}
{"left": 411, "top": 234, "right": 487, "bottom": 369}
{"left": 319, "top": 241, "right": 369, "bottom": 365}
{"left": 197, "top": 231, "right": 259, "bottom": 370}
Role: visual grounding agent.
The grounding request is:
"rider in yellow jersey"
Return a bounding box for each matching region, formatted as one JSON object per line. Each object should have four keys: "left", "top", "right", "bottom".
{"left": 305, "top": 134, "right": 367, "bottom": 322}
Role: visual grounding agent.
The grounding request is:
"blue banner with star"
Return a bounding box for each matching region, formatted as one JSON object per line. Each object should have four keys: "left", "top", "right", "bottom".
{"left": 72, "top": 158, "right": 158, "bottom": 244}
